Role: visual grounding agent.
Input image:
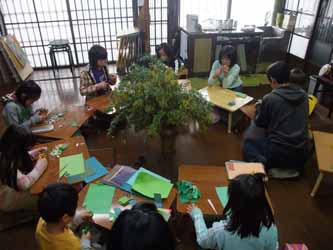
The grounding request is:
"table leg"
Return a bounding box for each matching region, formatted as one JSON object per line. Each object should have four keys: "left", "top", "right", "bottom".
{"left": 310, "top": 172, "right": 324, "bottom": 197}
{"left": 227, "top": 112, "right": 232, "bottom": 134}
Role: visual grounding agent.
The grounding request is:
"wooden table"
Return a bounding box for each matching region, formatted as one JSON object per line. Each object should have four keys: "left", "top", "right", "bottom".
{"left": 32, "top": 106, "right": 94, "bottom": 139}
{"left": 177, "top": 165, "right": 227, "bottom": 215}
{"left": 199, "top": 86, "right": 253, "bottom": 133}
{"left": 78, "top": 174, "right": 177, "bottom": 230}
{"left": 240, "top": 103, "right": 256, "bottom": 120}
{"left": 85, "top": 94, "right": 112, "bottom": 113}
{"left": 177, "top": 165, "right": 274, "bottom": 215}
{"left": 30, "top": 136, "right": 90, "bottom": 194}
{"left": 310, "top": 131, "right": 333, "bottom": 197}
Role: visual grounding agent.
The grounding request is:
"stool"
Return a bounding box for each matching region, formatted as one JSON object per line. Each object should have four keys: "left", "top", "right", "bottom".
{"left": 49, "top": 39, "right": 75, "bottom": 77}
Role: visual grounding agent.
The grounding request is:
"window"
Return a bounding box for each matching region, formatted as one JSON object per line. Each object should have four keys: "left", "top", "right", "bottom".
{"left": 180, "top": 0, "right": 228, "bottom": 28}
{"left": 0, "top": 0, "right": 135, "bottom": 68}
{"left": 231, "top": 0, "right": 274, "bottom": 28}
{"left": 180, "top": 0, "right": 274, "bottom": 30}
{"left": 149, "top": 0, "right": 168, "bottom": 53}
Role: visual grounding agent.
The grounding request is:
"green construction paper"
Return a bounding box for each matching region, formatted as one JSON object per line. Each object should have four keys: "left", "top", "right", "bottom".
{"left": 83, "top": 184, "right": 116, "bottom": 214}
{"left": 216, "top": 186, "right": 229, "bottom": 208}
{"left": 176, "top": 180, "right": 201, "bottom": 203}
{"left": 59, "top": 153, "right": 85, "bottom": 177}
{"left": 70, "top": 120, "right": 78, "bottom": 127}
{"left": 132, "top": 172, "right": 173, "bottom": 199}
{"left": 235, "top": 92, "right": 247, "bottom": 98}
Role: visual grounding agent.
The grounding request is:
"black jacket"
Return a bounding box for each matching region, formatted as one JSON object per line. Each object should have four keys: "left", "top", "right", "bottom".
{"left": 255, "top": 84, "right": 308, "bottom": 150}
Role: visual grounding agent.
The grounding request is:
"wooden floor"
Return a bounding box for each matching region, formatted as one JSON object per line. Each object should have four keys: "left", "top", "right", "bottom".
{"left": 0, "top": 68, "right": 333, "bottom": 250}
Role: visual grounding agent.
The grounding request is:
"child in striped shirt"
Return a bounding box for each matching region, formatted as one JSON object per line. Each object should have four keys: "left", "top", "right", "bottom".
{"left": 0, "top": 125, "right": 48, "bottom": 213}
{"left": 187, "top": 174, "right": 278, "bottom": 250}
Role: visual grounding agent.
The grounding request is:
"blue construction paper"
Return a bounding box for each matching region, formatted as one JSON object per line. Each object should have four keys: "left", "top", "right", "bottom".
{"left": 84, "top": 157, "right": 109, "bottom": 183}
{"left": 216, "top": 187, "right": 229, "bottom": 208}
{"left": 126, "top": 167, "right": 170, "bottom": 187}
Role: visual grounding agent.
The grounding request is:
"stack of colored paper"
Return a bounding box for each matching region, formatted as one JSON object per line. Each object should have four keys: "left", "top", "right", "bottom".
{"left": 59, "top": 153, "right": 86, "bottom": 184}
{"left": 84, "top": 157, "right": 109, "bottom": 183}
{"left": 126, "top": 168, "right": 173, "bottom": 199}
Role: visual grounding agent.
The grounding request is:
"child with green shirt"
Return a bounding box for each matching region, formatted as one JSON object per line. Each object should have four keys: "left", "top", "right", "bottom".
{"left": 208, "top": 45, "right": 243, "bottom": 92}
{"left": 187, "top": 174, "right": 278, "bottom": 250}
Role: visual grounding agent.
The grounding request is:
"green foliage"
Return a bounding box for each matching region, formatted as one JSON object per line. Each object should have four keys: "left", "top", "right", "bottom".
{"left": 109, "top": 56, "right": 212, "bottom": 138}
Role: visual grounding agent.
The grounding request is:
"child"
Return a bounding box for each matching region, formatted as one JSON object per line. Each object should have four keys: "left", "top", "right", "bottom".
{"left": 187, "top": 174, "right": 278, "bottom": 250}
{"left": 107, "top": 202, "right": 176, "bottom": 250}
{"left": 156, "top": 43, "right": 176, "bottom": 69}
{"left": 80, "top": 45, "right": 117, "bottom": 99}
{"left": 242, "top": 61, "right": 308, "bottom": 178}
{"left": 290, "top": 68, "right": 306, "bottom": 87}
{"left": 2, "top": 80, "right": 47, "bottom": 130}
{"left": 208, "top": 45, "right": 243, "bottom": 91}
{"left": 0, "top": 125, "right": 48, "bottom": 212}
{"left": 36, "top": 183, "right": 93, "bottom": 250}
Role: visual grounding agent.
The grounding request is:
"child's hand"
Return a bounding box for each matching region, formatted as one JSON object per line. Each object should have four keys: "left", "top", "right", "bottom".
{"left": 110, "top": 74, "right": 117, "bottom": 85}
{"left": 215, "top": 67, "right": 224, "bottom": 77}
{"left": 81, "top": 231, "right": 92, "bottom": 241}
{"left": 98, "top": 81, "right": 109, "bottom": 90}
{"left": 186, "top": 203, "right": 197, "bottom": 214}
{"left": 38, "top": 113, "right": 48, "bottom": 122}
{"left": 80, "top": 209, "right": 94, "bottom": 222}
{"left": 222, "top": 65, "right": 229, "bottom": 74}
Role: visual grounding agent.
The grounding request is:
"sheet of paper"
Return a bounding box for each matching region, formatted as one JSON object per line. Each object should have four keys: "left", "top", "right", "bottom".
{"left": 216, "top": 186, "right": 229, "bottom": 208}
{"left": 59, "top": 153, "right": 85, "bottom": 177}
{"left": 126, "top": 167, "right": 170, "bottom": 187}
{"left": 83, "top": 184, "right": 116, "bottom": 214}
{"left": 84, "top": 157, "right": 109, "bottom": 183}
{"left": 225, "top": 162, "right": 265, "bottom": 179}
{"left": 132, "top": 172, "right": 173, "bottom": 199}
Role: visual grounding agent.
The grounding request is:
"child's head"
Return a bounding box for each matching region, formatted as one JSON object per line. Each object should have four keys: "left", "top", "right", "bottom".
{"left": 15, "top": 80, "right": 41, "bottom": 107}
{"left": 38, "top": 183, "right": 78, "bottom": 226}
{"left": 156, "top": 43, "right": 175, "bottom": 63}
{"left": 290, "top": 68, "right": 306, "bottom": 87}
{"left": 0, "top": 125, "right": 35, "bottom": 190}
{"left": 223, "top": 174, "right": 274, "bottom": 238}
{"left": 108, "top": 202, "right": 176, "bottom": 250}
{"left": 266, "top": 61, "right": 290, "bottom": 88}
{"left": 219, "top": 45, "right": 237, "bottom": 67}
{"left": 88, "top": 45, "right": 108, "bottom": 68}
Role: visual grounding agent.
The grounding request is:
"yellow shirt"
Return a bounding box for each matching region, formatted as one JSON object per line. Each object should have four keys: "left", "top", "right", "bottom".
{"left": 35, "top": 218, "right": 81, "bottom": 250}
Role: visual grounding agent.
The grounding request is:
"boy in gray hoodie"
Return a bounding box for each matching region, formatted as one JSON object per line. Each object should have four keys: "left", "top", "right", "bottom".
{"left": 243, "top": 61, "right": 308, "bottom": 177}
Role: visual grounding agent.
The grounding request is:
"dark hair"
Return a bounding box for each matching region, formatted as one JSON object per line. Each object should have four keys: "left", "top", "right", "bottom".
{"left": 88, "top": 45, "right": 108, "bottom": 68}
{"left": 15, "top": 80, "right": 41, "bottom": 106}
{"left": 108, "top": 202, "right": 176, "bottom": 250}
{"left": 0, "top": 125, "right": 35, "bottom": 190}
{"left": 290, "top": 68, "right": 306, "bottom": 86}
{"left": 266, "top": 61, "right": 290, "bottom": 84}
{"left": 223, "top": 174, "right": 275, "bottom": 238}
{"left": 38, "top": 183, "right": 78, "bottom": 223}
{"left": 219, "top": 45, "right": 237, "bottom": 67}
{"left": 155, "top": 43, "right": 175, "bottom": 68}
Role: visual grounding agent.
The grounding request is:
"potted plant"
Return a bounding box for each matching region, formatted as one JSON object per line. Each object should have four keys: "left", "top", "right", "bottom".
{"left": 108, "top": 55, "right": 212, "bottom": 154}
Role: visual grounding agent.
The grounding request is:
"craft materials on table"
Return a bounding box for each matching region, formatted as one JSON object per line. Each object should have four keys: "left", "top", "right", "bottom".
{"left": 84, "top": 157, "right": 109, "bottom": 183}
{"left": 102, "top": 165, "right": 136, "bottom": 192}
{"left": 50, "top": 143, "right": 69, "bottom": 157}
{"left": 215, "top": 186, "right": 229, "bottom": 208}
{"left": 225, "top": 161, "right": 266, "bottom": 180}
{"left": 207, "top": 199, "right": 218, "bottom": 215}
{"left": 45, "top": 112, "right": 64, "bottom": 124}
{"left": 59, "top": 153, "right": 86, "bottom": 184}
{"left": 131, "top": 171, "right": 173, "bottom": 199}
{"left": 176, "top": 180, "right": 201, "bottom": 203}
{"left": 83, "top": 183, "right": 116, "bottom": 214}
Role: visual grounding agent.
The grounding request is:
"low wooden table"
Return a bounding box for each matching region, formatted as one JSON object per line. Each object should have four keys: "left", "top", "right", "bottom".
{"left": 199, "top": 86, "right": 253, "bottom": 133}
{"left": 177, "top": 165, "right": 274, "bottom": 215}
{"left": 78, "top": 178, "right": 177, "bottom": 230}
{"left": 30, "top": 136, "right": 90, "bottom": 194}
{"left": 177, "top": 165, "right": 227, "bottom": 215}
{"left": 310, "top": 131, "right": 333, "bottom": 197}
{"left": 32, "top": 106, "right": 94, "bottom": 139}
{"left": 85, "top": 94, "right": 112, "bottom": 113}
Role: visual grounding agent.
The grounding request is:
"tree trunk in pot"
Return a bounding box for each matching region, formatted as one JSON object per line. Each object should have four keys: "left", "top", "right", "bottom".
{"left": 160, "top": 128, "right": 177, "bottom": 154}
